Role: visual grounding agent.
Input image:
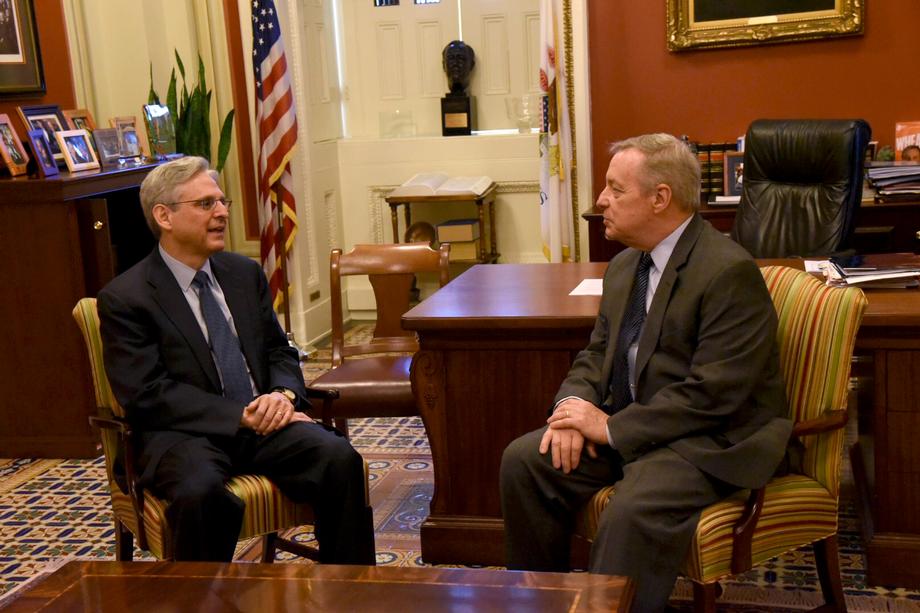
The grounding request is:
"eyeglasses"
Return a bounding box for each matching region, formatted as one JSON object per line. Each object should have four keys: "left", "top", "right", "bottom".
{"left": 165, "top": 197, "right": 232, "bottom": 211}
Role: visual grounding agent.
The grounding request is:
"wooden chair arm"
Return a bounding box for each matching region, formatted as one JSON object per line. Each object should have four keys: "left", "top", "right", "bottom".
{"left": 306, "top": 386, "right": 339, "bottom": 427}
{"left": 792, "top": 409, "right": 847, "bottom": 437}
{"left": 88, "top": 413, "right": 149, "bottom": 551}
{"left": 731, "top": 486, "right": 766, "bottom": 575}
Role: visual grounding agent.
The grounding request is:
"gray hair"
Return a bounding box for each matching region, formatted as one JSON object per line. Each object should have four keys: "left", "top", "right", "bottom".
{"left": 609, "top": 133, "right": 701, "bottom": 211}
{"left": 140, "top": 156, "right": 211, "bottom": 238}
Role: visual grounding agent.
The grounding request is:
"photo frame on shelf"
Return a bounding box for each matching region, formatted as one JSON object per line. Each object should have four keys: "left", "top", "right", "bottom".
{"left": 110, "top": 115, "right": 143, "bottom": 158}
{"left": 16, "top": 104, "right": 66, "bottom": 165}
{"left": 666, "top": 0, "right": 864, "bottom": 51}
{"left": 25, "top": 128, "right": 58, "bottom": 177}
{"left": 92, "top": 127, "right": 121, "bottom": 167}
{"left": 62, "top": 108, "right": 97, "bottom": 132}
{"left": 55, "top": 129, "right": 100, "bottom": 173}
{"left": 0, "top": 0, "right": 45, "bottom": 95}
{"left": 0, "top": 113, "right": 29, "bottom": 176}
{"left": 723, "top": 151, "right": 745, "bottom": 198}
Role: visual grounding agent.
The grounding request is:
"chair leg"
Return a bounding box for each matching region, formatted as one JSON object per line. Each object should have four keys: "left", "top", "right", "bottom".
{"left": 813, "top": 534, "right": 847, "bottom": 612}
{"left": 334, "top": 417, "right": 349, "bottom": 439}
{"left": 691, "top": 581, "right": 718, "bottom": 613}
{"left": 261, "top": 532, "right": 278, "bottom": 563}
{"left": 115, "top": 519, "right": 134, "bottom": 561}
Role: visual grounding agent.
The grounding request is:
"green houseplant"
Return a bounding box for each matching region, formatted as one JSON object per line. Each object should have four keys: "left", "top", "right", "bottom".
{"left": 149, "top": 51, "right": 235, "bottom": 172}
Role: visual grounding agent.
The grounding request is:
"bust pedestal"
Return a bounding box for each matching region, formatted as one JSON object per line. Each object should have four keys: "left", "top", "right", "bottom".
{"left": 441, "top": 95, "right": 475, "bottom": 136}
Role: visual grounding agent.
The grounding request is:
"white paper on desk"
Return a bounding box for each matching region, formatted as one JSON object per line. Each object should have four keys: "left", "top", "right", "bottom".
{"left": 804, "top": 260, "right": 827, "bottom": 274}
{"left": 570, "top": 279, "right": 604, "bottom": 296}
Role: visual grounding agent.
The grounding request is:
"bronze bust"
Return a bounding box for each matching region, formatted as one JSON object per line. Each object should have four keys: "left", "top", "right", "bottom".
{"left": 443, "top": 40, "right": 475, "bottom": 96}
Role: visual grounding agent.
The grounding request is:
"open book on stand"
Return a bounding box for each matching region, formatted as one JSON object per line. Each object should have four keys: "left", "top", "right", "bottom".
{"left": 389, "top": 173, "right": 493, "bottom": 198}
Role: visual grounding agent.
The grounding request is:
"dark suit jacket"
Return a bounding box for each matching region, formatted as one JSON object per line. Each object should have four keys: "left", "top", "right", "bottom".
{"left": 556, "top": 214, "right": 791, "bottom": 489}
{"left": 97, "top": 248, "right": 308, "bottom": 484}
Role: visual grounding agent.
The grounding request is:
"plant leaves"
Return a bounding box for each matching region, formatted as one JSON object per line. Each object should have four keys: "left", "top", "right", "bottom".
{"left": 147, "top": 64, "right": 159, "bottom": 105}
{"left": 216, "top": 109, "right": 235, "bottom": 173}
{"left": 175, "top": 49, "right": 186, "bottom": 82}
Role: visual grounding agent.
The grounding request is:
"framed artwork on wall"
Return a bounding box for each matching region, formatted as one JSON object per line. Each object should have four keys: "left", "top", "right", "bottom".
{"left": 0, "top": 113, "right": 29, "bottom": 175}
{"left": 666, "top": 0, "right": 864, "bottom": 52}
{"left": 25, "top": 128, "right": 57, "bottom": 177}
{"left": 0, "top": 0, "right": 44, "bottom": 95}
{"left": 17, "top": 104, "right": 66, "bottom": 165}
{"left": 55, "top": 129, "right": 100, "bottom": 172}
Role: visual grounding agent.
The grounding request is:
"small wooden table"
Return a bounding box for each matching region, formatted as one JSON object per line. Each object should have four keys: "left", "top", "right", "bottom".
{"left": 2, "top": 561, "right": 634, "bottom": 612}
{"left": 385, "top": 183, "right": 498, "bottom": 263}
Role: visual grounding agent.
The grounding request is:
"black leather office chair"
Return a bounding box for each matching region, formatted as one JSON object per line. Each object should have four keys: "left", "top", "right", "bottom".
{"left": 731, "top": 119, "right": 872, "bottom": 258}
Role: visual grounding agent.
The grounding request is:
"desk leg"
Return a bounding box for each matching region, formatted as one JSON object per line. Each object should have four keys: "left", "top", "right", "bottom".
{"left": 488, "top": 196, "right": 497, "bottom": 260}
{"left": 390, "top": 204, "right": 400, "bottom": 243}
{"left": 404, "top": 206, "right": 412, "bottom": 241}
{"left": 477, "top": 200, "right": 486, "bottom": 261}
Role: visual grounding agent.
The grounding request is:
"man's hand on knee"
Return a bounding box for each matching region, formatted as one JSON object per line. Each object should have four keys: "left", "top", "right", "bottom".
{"left": 539, "top": 426, "right": 594, "bottom": 474}
{"left": 547, "top": 398, "right": 610, "bottom": 448}
{"left": 241, "top": 391, "right": 296, "bottom": 435}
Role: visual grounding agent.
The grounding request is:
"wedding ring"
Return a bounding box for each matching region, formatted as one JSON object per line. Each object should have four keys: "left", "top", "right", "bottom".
{"left": 566, "top": 410, "right": 570, "bottom": 418}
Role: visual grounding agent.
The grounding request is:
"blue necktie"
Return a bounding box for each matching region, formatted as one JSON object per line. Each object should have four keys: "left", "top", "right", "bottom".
{"left": 192, "top": 271, "right": 253, "bottom": 404}
{"left": 609, "top": 252, "right": 652, "bottom": 414}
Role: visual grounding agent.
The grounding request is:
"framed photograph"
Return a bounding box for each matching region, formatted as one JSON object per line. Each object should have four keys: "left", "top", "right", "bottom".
{"left": 16, "top": 104, "right": 66, "bottom": 164}
{"left": 110, "top": 115, "right": 144, "bottom": 157}
{"left": 0, "top": 0, "right": 44, "bottom": 95}
{"left": 25, "top": 128, "right": 57, "bottom": 177}
{"left": 0, "top": 113, "right": 28, "bottom": 175}
{"left": 55, "top": 129, "right": 100, "bottom": 172}
{"left": 92, "top": 127, "right": 121, "bottom": 167}
{"left": 723, "top": 152, "right": 745, "bottom": 198}
{"left": 666, "top": 0, "right": 864, "bottom": 52}
{"left": 62, "top": 108, "right": 97, "bottom": 131}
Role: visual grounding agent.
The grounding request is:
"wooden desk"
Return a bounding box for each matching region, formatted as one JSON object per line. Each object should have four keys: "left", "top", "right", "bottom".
{"left": 385, "top": 184, "right": 498, "bottom": 263}
{"left": 0, "top": 164, "right": 159, "bottom": 457}
{"left": 404, "top": 263, "right": 920, "bottom": 588}
{"left": 3, "top": 561, "right": 634, "bottom": 612}
{"left": 583, "top": 200, "right": 920, "bottom": 262}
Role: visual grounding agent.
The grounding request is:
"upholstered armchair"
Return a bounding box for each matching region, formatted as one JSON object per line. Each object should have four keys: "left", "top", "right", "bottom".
{"left": 731, "top": 119, "right": 872, "bottom": 258}
{"left": 578, "top": 266, "right": 867, "bottom": 612}
{"left": 72, "top": 298, "right": 367, "bottom": 562}
{"left": 309, "top": 243, "right": 451, "bottom": 435}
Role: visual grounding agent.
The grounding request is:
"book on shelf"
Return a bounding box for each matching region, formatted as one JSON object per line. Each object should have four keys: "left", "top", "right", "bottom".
{"left": 388, "top": 173, "right": 493, "bottom": 198}
{"left": 437, "top": 218, "right": 480, "bottom": 243}
{"left": 443, "top": 239, "right": 480, "bottom": 261}
{"left": 710, "top": 195, "right": 740, "bottom": 205}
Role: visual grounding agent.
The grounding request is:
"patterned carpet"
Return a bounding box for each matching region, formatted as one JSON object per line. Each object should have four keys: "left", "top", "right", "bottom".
{"left": 1, "top": 324, "right": 919, "bottom": 610}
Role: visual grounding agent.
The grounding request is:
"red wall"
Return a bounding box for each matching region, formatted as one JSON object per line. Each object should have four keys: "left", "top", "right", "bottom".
{"left": 587, "top": 2, "right": 920, "bottom": 201}
{"left": 0, "top": 0, "right": 75, "bottom": 139}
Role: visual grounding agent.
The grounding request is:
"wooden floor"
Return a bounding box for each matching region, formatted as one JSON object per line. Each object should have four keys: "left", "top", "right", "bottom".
{"left": 4, "top": 561, "right": 634, "bottom": 613}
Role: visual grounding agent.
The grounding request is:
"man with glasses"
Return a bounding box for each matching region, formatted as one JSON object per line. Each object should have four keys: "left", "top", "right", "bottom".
{"left": 97, "top": 156, "right": 375, "bottom": 563}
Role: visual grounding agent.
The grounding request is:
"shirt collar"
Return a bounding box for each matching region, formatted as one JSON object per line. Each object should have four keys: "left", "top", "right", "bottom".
{"left": 648, "top": 215, "right": 692, "bottom": 273}
{"left": 158, "top": 243, "right": 214, "bottom": 291}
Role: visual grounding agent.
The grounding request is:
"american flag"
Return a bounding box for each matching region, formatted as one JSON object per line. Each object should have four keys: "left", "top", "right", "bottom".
{"left": 252, "top": 0, "right": 298, "bottom": 311}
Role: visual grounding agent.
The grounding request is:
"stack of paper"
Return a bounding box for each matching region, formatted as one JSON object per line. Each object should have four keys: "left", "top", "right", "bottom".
{"left": 825, "top": 260, "right": 920, "bottom": 288}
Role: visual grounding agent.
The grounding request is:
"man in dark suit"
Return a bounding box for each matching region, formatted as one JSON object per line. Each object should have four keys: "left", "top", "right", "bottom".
{"left": 500, "top": 134, "right": 791, "bottom": 611}
{"left": 97, "top": 156, "right": 375, "bottom": 563}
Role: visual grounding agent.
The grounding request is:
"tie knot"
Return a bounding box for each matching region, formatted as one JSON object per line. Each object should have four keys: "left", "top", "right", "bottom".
{"left": 638, "top": 252, "right": 652, "bottom": 273}
{"left": 192, "top": 270, "right": 211, "bottom": 290}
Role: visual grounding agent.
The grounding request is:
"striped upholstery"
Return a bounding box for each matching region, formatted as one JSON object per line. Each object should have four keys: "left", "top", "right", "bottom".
{"left": 73, "top": 298, "right": 367, "bottom": 560}
{"left": 578, "top": 266, "right": 867, "bottom": 586}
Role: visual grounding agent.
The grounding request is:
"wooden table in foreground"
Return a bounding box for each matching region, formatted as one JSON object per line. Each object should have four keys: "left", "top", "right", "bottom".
{"left": 2, "top": 561, "right": 633, "bottom": 612}
{"left": 403, "top": 262, "right": 920, "bottom": 588}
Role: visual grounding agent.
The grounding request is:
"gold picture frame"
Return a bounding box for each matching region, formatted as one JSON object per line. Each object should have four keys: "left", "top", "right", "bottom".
{"left": 666, "top": 0, "right": 864, "bottom": 52}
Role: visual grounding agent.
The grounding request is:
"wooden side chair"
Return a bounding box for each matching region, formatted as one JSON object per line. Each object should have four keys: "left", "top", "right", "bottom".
{"left": 577, "top": 266, "right": 867, "bottom": 612}
{"left": 310, "top": 243, "right": 451, "bottom": 435}
{"left": 73, "top": 297, "right": 367, "bottom": 562}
